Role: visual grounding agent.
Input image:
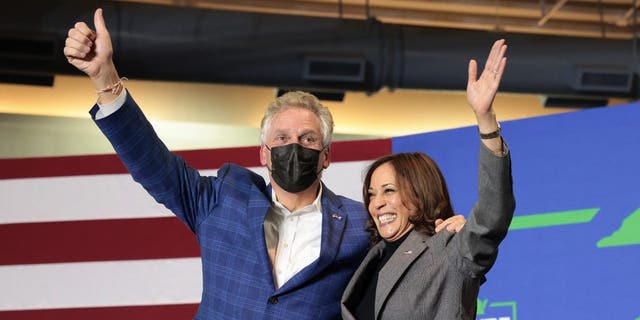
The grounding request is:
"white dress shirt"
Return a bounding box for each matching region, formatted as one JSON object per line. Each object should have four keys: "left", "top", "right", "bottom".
{"left": 264, "top": 187, "right": 323, "bottom": 289}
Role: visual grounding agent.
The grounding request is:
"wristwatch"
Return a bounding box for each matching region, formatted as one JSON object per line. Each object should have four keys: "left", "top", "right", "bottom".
{"left": 479, "top": 122, "right": 501, "bottom": 139}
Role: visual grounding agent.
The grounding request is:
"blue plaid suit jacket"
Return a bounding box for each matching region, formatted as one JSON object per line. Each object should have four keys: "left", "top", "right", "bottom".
{"left": 90, "top": 92, "right": 370, "bottom": 319}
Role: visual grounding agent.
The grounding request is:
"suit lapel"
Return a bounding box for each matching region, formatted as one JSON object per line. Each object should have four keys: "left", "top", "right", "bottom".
{"left": 248, "top": 184, "right": 276, "bottom": 289}
{"left": 375, "top": 231, "right": 430, "bottom": 318}
{"left": 341, "top": 242, "right": 384, "bottom": 319}
{"left": 344, "top": 243, "right": 384, "bottom": 298}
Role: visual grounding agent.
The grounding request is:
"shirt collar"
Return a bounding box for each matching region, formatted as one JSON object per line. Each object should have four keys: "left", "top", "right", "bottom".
{"left": 271, "top": 184, "right": 323, "bottom": 216}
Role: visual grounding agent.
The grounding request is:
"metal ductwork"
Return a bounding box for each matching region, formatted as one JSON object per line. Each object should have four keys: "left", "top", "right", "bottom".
{"left": 1, "top": 0, "right": 639, "bottom": 98}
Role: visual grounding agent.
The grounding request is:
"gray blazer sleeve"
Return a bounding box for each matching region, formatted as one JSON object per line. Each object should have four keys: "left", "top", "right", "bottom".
{"left": 452, "top": 142, "right": 515, "bottom": 277}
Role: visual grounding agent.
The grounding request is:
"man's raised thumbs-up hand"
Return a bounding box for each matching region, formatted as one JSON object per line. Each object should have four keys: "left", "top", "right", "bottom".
{"left": 64, "top": 8, "right": 121, "bottom": 103}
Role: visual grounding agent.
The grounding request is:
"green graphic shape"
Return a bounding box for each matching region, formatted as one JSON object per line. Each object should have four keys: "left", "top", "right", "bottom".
{"left": 509, "top": 208, "right": 599, "bottom": 230}
{"left": 476, "top": 299, "right": 517, "bottom": 320}
{"left": 490, "top": 301, "right": 517, "bottom": 320}
{"left": 477, "top": 298, "right": 488, "bottom": 315}
{"left": 597, "top": 208, "right": 640, "bottom": 248}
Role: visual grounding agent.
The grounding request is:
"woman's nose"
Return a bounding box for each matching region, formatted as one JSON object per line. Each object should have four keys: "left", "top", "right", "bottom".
{"left": 371, "top": 195, "right": 385, "bottom": 210}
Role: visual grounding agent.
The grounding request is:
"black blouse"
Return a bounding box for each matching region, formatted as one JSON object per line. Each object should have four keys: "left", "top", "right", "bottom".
{"left": 352, "top": 231, "right": 412, "bottom": 319}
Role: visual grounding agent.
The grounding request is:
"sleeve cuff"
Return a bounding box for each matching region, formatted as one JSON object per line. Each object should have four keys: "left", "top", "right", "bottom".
{"left": 94, "top": 89, "right": 128, "bottom": 120}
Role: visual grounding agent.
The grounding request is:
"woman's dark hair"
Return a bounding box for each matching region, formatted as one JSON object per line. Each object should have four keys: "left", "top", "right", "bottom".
{"left": 362, "top": 152, "right": 454, "bottom": 247}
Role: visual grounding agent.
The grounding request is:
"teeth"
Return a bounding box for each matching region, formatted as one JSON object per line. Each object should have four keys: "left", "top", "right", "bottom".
{"left": 378, "top": 214, "right": 396, "bottom": 224}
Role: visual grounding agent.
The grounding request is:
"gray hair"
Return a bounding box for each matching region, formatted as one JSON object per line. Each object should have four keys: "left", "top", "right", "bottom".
{"left": 260, "top": 91, "right": 334, "bottom": 147}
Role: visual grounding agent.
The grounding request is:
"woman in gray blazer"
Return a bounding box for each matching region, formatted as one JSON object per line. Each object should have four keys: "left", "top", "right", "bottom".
{"left": 341, "top": 39, "right": 515, "bottom": 320}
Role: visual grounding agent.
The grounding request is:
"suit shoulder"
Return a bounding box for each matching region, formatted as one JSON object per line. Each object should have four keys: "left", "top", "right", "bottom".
{"left": 216, "top": 163, "right": 268, "bottom": 192}
{"left": 337, "top": 194, "right": 364, "bottom": 208}
{"left": 334, "top": 194, "right": 368, "bottom": 222}
{"left": 323, "top": 189, "right": 364, "bottom": 211}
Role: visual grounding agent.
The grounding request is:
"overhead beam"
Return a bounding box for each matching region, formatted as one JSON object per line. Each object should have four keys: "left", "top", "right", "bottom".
{"left": 538, "top": 0, "right": 569, "bottom": 26}
{"left": 617, "top": 1, "right": 640, "bottom": 26}
{"left": 113, "top": 0, "right": 638, "bottom": 38}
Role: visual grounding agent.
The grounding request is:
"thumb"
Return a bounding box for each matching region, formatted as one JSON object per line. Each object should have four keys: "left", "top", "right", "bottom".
{"left": 94, "top": 8, "right": 109, "bottom": 35}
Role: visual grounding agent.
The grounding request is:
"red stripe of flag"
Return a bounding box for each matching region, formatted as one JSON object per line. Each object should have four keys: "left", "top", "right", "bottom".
{"left": 0, "top": 303, "right": 199, "bottom": 320}
{"left": 0, "top": 217, "right": 199, "bottom": 265}
{"left": 329, "top": 138, "right": 391, "bottom": 162}
{"left": 0, "top": 139, "right": 391, "bottom": 180}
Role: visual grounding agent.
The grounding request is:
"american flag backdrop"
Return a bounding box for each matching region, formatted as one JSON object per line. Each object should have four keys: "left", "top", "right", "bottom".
{"left": 0, "top": 139, "right": 390, "bottom": 320}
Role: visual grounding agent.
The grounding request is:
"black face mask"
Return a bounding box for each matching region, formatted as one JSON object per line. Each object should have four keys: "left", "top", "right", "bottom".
{"left": 267, "top": 143, "right": 323, "bottom": 193}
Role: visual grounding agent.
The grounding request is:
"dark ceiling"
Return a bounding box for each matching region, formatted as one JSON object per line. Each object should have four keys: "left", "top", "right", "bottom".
{"left": 1, "top": 0, "right": 639, "bottom": 100}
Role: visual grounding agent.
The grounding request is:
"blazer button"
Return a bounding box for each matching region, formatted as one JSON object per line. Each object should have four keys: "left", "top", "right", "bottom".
{"left": 268, "top": 297, "right": 278, "bottom": 304}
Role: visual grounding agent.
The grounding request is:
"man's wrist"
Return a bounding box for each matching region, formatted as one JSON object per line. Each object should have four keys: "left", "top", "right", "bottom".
{"left": 89, "top": 62, "right": 119, "bottom": 89}
{"left": 95, "top": 88, "right": 127, "bottom": 120}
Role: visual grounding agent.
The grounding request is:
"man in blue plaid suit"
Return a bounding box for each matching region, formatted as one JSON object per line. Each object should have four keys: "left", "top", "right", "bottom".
{"left": 65, "top": 9, "right": 464, "bottom": 319}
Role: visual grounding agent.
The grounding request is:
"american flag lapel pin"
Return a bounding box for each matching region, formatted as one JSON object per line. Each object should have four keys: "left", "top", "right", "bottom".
{"left": 331, "top": 213, "right": 343, "bottom": 220}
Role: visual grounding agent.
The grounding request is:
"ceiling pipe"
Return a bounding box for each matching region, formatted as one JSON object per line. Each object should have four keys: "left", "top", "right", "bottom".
{"left": 0, "top": 0, "right": 637, "bottom": 98}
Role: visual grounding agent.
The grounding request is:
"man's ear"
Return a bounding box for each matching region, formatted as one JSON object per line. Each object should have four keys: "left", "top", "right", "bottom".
{"left": 322, "top": 146, "right": 331, "bottom": 169}
{"left": 260, "top": 145, "right": 268, "bottom": 166}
